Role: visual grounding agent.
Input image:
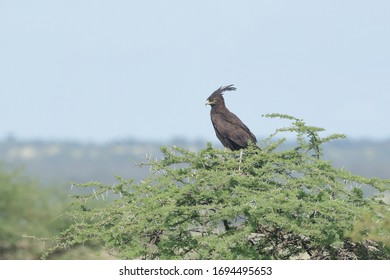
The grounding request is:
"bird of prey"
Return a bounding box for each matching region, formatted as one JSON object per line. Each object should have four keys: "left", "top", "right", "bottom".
{"left": 205, "top": 84, "right": 257, "bottom": 150}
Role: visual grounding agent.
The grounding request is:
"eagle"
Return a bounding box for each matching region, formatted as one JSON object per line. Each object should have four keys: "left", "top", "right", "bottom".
{"left": 205, "top": 84, "right": 257, "bottom": 150}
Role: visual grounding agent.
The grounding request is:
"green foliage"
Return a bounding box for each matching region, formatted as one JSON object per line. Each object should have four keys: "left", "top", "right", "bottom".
{"left": 348, "top": 205, "right": 390, "bottom": 246}
{"left": 40, "top": 114, "right": 390, "bottom": 259}
{"left": 0, "top": 166, "right": 70, "bottom": 259}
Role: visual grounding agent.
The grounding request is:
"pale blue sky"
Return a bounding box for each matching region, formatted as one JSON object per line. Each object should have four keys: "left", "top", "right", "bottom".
{"left": 1, "top": 0, "right": 389, "bottom": 142}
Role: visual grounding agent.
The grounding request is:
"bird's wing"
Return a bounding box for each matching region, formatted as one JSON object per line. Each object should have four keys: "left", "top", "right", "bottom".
{"left": 212, "top": 111, "right": 256, "bottom": 149}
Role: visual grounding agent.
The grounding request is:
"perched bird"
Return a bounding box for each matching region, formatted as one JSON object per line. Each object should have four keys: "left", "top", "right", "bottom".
{"left": 205, "top": 84, "right": 257, "bottom": 150}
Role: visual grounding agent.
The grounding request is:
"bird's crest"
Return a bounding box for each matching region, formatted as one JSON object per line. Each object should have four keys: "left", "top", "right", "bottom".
{"left": 206, "top": 84, "right": 237, "bottom": 106}
{"left": 213, "top": 84, "right": 236, "bottom": 96}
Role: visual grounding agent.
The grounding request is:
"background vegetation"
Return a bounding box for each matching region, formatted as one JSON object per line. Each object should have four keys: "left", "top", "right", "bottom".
{"left": 0, "top": 165, "right": 118, "bottom": 259}
{"left": 0, "top": 165, "right": 67, "bottom": 259}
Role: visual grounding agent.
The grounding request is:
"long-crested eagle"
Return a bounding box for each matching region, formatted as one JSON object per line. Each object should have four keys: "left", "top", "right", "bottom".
{"left": 205, "top": 84, "right": 257, "bottom": 150}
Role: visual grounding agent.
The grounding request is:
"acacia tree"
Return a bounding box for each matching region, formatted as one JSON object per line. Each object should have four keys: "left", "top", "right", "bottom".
{"left": 41, "top": 114, "right": 390, "bottom": 259}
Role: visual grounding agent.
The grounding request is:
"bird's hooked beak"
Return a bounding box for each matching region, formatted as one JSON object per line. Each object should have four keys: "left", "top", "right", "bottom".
{"left": 205, "top": 99, "right": 213, "bottom": 106}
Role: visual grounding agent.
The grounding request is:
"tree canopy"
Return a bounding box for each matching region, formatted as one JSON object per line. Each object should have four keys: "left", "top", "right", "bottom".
{"left": 40, "top": 114, "right": 390, "bottom": 259}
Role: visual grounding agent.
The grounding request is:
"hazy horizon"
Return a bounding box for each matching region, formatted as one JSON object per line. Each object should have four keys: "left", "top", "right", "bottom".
{"left": 1, "top": 132, "right": 390, "bottom": 145}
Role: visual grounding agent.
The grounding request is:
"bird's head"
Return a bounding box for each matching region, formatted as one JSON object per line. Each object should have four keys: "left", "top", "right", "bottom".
{"left": 205, "top": 84, "right": 236, "bottom": 107}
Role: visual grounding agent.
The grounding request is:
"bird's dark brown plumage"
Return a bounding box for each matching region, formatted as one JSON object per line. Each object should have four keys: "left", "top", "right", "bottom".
{"left": 205, "top": 85, "right": 257, "bottom": 150}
